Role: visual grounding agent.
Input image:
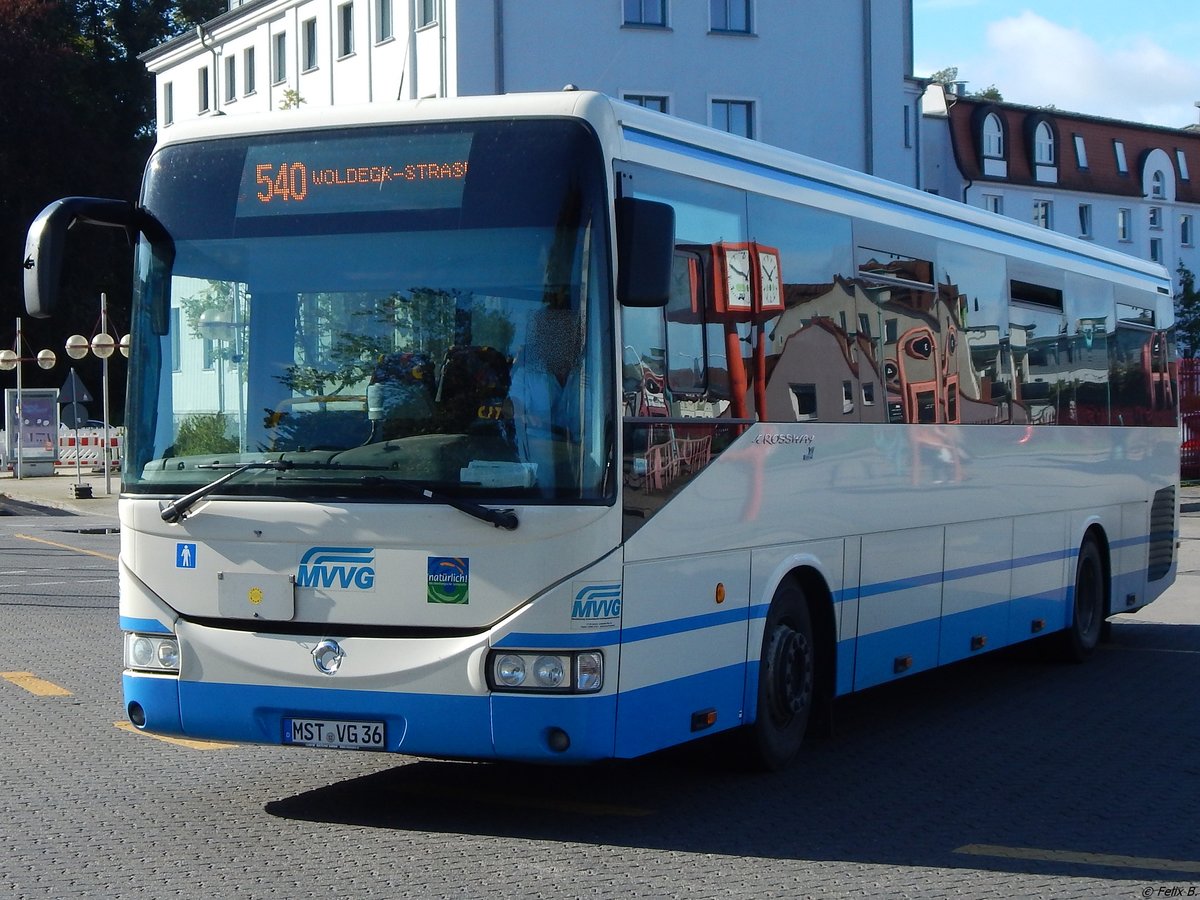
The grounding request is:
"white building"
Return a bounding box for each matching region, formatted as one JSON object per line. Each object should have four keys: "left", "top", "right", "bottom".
{"left": 922, "top": 87, "right": 1200, "bottom": 296}
{"left": 140, "top": 0, "right": 926, "bottom": 187}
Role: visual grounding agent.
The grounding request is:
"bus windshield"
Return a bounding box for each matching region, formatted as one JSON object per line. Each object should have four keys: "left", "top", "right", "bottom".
{"left": 123, "top": 119, "right": 614, "bottom": 503}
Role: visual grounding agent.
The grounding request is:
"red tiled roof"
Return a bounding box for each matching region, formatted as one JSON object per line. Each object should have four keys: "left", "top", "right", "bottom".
{"left": 947, "top": 97, "right": 1200, "bottom": 204}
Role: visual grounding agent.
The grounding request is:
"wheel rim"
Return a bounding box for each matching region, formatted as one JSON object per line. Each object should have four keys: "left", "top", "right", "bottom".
{"left": 765, "top": 622, "right": 812, "bottom": 726}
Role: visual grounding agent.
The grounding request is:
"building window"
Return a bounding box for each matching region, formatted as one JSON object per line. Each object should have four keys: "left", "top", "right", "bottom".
{"left": 1118, "top": 207, "right": 1132, "bottom": 242}
{"left": 1150, "top": 206, "right": 1162, "bottom": 229}
{"left": 1151, "top": 170, "right": 1165, "bottom": 199}
{"left": 244, "top": 46, "right": 256, "bottom": 94}
{"left": 1078, "top": 203, "right": 1092, "bottom": 238}
{"left": 982, "top": 113, "right": 1004, "bottom": 158}
{"left": 624, "top": 0, "right": 666, "bottom": 27}
{"left": 1073, "top": 134, "right": 1088, "bottom": 169}
{"left": 1150, "top": 237, "right": 1163, "bottom": 264}
{"left": 338, "top": 3, "right": 354, "bottom": 57}
{"left": 302, "top": 18, "right": 318, "bottom": 71}
{"left": 1183, "top": 214, "right": 1195, "bottom": 247}
{"left": 1178, "top": 149, "right": 1191, "bottom": 181}
{"left": 983, "top": 194, "right": 1003, "bottom": 215}
{"left": 1033, "top": 199, "right": 1052, "bottom": 230}
{"left": 375, "top": 0, "right": 393, "bottom": 42}
{"left": 710, "top": 0, "right": 750, "bottom": 33}
{"left": 417, "top": 0, "right": 436, "bottom": 27}
{"left": 1034, "top": 122, "right": 1055, "bottom": 165}
{"left": 272, "top": 32, "right": 287, "bottom": 84}
{"left": 198, "top": 66, "right": 210, "bottom": 113}
{"left": 1114, "top": 140, "right": 1128, "bottom": 174}
{"left": 789, "top": 384, "right": 817, "bottom": 420}
{"left": 712, "top": 98, "right": 754, "bottom": 138}
{"left": 904, "top": 105, "right": 912, "bottom": 149}
{"left": 623, "top": 93, "right": 668, "bottom": 113}
{"left": 224, "top": 54, "right": 236, "bottom": 103}
{"left": 163, "top": 82, "right": 174, "bottom": 126}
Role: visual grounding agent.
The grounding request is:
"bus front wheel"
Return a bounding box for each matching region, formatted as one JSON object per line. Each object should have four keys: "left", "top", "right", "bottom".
{"left": 1060, "top": 536, "right": 1106, "bottom": 662}
{"left": 749, "top": 584, "right": 814, "bottom": 770}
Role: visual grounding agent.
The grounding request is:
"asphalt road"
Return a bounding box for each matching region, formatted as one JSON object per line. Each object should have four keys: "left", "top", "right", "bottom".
{"left": 1, "top": 497, "right": 1198, "bottom": 899}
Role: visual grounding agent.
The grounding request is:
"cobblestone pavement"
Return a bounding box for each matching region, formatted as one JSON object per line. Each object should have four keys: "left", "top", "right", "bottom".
{"left": 1, "top": 491, "right": 1198, "bottom": 899}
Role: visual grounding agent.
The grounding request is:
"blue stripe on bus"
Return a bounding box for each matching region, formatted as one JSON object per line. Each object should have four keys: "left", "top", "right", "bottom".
{"left": 123, "top": 674, "right": 621, "bottom": 762}
{"left": 122, "top": 672, "right": 183, "bottom": 735}
{"left": 621, "top": 127, "right": 1168, "bottom": 287}
{"left": 497, "top": 535, "right": 1152, "bottom": 653}
{"left": 119, "top": 616, "right": 173, "bottom": 634}
{"left": 493, "top": 630, "right": 622, "bottom": 649}
{"left": 614, "top": 662, "right": 746, "bottom": 758}
{"left": 621, "top": 606, "right": 750, "bottom": 643}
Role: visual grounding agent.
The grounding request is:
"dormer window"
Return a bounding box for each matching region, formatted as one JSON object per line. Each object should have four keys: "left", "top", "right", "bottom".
{"left": 983, "top": 114, "right": 1004, "bottom": 158}
{"left": 1151, "top": 170, "right": 1165, "bottom": 199}
{"left": 979, "top": 111, "right": 1007, "bottom": 178}
{"left": 1034, "top": 122, "right": 1055, "bottom": 164}
{"left": 1029, "top": 117, "right": 1058, "bottom": 183}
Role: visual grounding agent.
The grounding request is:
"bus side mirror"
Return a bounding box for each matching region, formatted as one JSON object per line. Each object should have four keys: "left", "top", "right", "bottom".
{"left": 616, "top": 197, "right": 674, "bottom": 308}
{"left": 23, "top": 197, "right": 174, "bottom": 334}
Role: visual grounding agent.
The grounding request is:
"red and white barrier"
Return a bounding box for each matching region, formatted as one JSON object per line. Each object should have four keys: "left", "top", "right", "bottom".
{"left": 56, "top": 431, "right": 122, "bottom": 470}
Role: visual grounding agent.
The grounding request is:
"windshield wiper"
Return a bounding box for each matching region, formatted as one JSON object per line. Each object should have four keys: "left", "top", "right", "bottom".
{"left": 362, "top": 477, "right": 519, "bottom": 531}
{"left": 160, "top": 460, "right": 293, "bottom": 524}
{"left": 160, "top": 461, "right": 519, "bottom": 531}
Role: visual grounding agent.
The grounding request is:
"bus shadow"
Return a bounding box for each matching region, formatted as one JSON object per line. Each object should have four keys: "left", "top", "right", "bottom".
{"left": 265, "top": 621, "right": 1200, "bottom": 880}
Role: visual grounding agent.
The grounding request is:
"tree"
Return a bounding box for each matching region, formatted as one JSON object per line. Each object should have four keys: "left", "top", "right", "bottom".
{"left": 1176, "top": 264, "right": 1200, "bottom": 358}
{"left": 927, "top": 67, "right": 1004, "bottom": 102}
{"left": 0, "top": 0, "right": 221, "bottom": 415}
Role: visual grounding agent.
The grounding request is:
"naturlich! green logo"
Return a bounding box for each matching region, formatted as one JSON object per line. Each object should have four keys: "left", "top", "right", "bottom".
{"left": 427, "top": 556, "right": 469, "bottom": 604}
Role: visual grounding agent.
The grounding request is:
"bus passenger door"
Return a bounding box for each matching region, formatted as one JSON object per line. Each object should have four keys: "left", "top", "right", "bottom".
{"left": 614, "top": 551, "right": 750, "bottom": 758}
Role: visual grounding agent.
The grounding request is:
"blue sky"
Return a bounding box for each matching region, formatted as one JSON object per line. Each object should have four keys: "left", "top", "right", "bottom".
{"left": 913, "top": 1, "right": 1200, "bottom": 128}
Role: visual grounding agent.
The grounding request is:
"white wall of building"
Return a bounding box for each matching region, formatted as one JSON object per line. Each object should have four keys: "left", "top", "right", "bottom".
{"left": 143, "top": 0, "right": 923, "bottom": 187}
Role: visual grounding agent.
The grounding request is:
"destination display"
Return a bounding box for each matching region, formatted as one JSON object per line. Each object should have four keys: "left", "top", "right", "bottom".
{"left": 237, "top": 131, "right": 474, "bottom": 217}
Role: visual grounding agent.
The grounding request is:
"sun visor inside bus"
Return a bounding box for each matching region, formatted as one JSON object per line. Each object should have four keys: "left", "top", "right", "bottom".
{"left": 457, "top": 121, "right": 606, "bottom": 229}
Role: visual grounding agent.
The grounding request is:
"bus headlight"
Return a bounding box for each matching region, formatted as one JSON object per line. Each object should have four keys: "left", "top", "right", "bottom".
{"left": 575, "top": 652, "right": 603, "bottom": 692}
{"left": 124, "top": 633, "right": 180, "bottom": 674}
{"left": 532, "top": 655, "right": 565, "bottom": 688}
{"left": 487, "top": 650, "right": 603, "bottom": 694}
{"left": 495, "top": 654, "right": 527, "bottom": 687}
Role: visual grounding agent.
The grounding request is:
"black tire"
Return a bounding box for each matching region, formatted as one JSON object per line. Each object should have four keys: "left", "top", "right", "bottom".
{"left": 748, "top": 584, "right": 815, "bottom": 770}
{"left": 1059, "top": 537, "right": 1106, "bottom": 662}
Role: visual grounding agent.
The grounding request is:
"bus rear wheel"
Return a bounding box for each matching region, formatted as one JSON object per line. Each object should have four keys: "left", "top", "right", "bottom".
{"left": 1060, "top": 537, "right": 1106, "bottom": 662}
{"left": 749, "top": 585, "right": 814, "bottom": 770}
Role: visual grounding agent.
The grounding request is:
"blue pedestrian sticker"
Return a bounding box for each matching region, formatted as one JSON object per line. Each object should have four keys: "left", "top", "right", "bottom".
{"left": 176, "top": 543, "right": 197, "bottom": 569}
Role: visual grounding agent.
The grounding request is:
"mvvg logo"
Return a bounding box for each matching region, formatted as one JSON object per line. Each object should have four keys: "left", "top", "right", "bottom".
{"left": 571, "top": 584, "right": 622, "bottom": 621}
{"left": 297, "top": 546, "right": 376, "bottom": 590}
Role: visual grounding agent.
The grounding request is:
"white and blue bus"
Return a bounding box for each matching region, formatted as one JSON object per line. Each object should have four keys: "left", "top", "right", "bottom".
{"left": 25, "top": 91, "right": 1179, "bottom": 769}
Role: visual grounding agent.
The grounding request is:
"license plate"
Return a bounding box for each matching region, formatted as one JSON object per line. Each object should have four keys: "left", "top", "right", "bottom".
{"left": 283, "top": 718, "right": 385, "bottom": 750}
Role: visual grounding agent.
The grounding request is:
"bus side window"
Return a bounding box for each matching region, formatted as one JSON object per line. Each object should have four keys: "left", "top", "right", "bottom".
{"left": 746, "top": 193, "right": 854, "bottom": 424}
{"left": 937, "top": 241, "right": 1011, "bottom": 424}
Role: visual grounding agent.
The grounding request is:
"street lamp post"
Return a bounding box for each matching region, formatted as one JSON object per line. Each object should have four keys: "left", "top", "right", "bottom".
{"left": 0, "top": 317, "right": 57, "bottom": 480}
{"left": 65, "top": 293, "right": 130, "bottom": 495}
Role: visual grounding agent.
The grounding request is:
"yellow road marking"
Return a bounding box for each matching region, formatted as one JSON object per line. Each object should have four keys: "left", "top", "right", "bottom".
{"left": 14, "top": 533, "right": 118, "bottom": 562}
{"left": 113, "top": 721, "right": 237, "bottom": 750}
{"left": 955, "top": 843, "right": 1200, "bottom": 874}
{"left": 1, "top": 671, "right": 72, "bottom": 697}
